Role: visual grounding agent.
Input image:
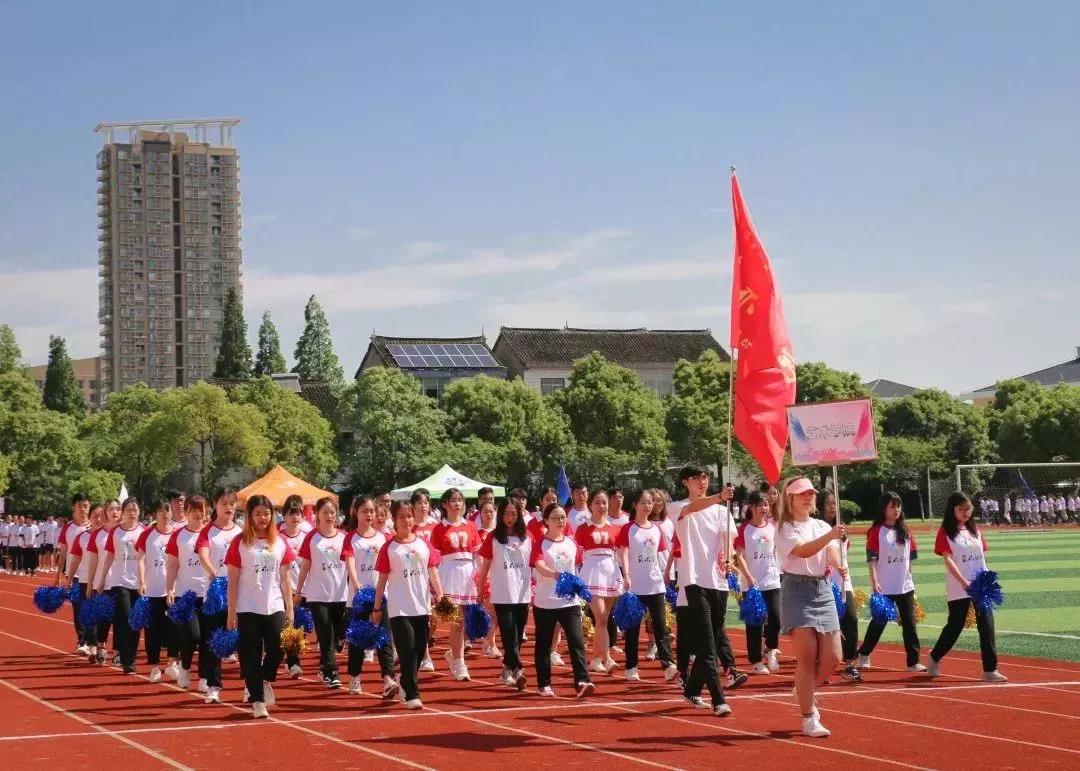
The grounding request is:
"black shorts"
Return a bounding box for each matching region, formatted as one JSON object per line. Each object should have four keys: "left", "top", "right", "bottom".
{"left": 42, "top": 544, "right": 55, "bottom": 554}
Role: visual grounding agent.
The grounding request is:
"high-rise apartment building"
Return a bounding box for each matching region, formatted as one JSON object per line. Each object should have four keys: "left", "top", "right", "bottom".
{"left": 95, "top": 118, "right": 242, "bottom": 393}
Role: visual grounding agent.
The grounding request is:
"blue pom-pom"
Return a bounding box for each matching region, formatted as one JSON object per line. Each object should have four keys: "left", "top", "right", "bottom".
{"left": 79, "top": 593, "right": 115, "bottom": 626}
{"left": 166, "top": 590, "right": 198, "bottom": 624}
{"left": 203, "top": 576, "right": 228, "bottom": 616}
{"left": 128, "top": 596, "right": 152, "bottom": 631}
{"left": 208, "top": 628, "right": 240, "bottom": 658}
{"left": 966, "top": 569, "right": 1004, "bottom": 614}
{"left": 665, "top": 584, "right": 678, "bottom": 609}
{"left": 554, "top": 571, "right": 592, "bottom": 602}
{"left": 869, "top": 591, "right": 898, "bottom": 623}
{"left": 68, "top": 583, "right": 84, "bottom": 603}
{"left": 831, "top": 582, "right": 846, "bottom": 618}
{"left": 345, "top": 618, "right": 391, "bottom": 650}
{"left": 33, "top": 586, "right": 68, "bottom": 614}
{"left": 727, "top": 571, "right": 741, "bottom": 593}
{"left": 293, "top": 605, "right": 314, "bottom": 633}
{"left": 738, "top": 586, "right": 768, "bottom": 625}
{"left": 351, "top": 586, "right": 377, "bottom": 614}
{"left": 464, "top": 603, "right": 492, "bottom": 642}
{"left": 612, "top": 592, "right": 647, "bottom": 632}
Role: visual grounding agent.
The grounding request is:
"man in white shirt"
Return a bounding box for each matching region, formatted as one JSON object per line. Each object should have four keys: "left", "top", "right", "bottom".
{"left": 0, "top": 516, "right": 10, "bottom": 573}
{"left": 567, "top": 482, "right": 590, "bottom": 529}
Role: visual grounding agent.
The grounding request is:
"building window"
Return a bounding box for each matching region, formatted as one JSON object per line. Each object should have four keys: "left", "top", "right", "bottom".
{"left": 421, "top": 377, "right": 443, "bottom": 399}
{"left": 540, "top": 377, "right": 565, "bottom": 395}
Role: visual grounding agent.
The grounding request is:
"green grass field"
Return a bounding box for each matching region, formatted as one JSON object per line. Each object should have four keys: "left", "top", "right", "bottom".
{"left": 728, "top": 527, "right": 1080, "bottom": 663}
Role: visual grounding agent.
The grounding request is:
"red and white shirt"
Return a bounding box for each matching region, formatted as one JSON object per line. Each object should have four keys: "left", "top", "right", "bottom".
{"left": 135, "top": 526, "right": 173, "bottom": 597}
{"left": 527, "top": 516, "right": 574, "bottom": 543}
{"left": 866, "top": 524, "right": 918, "bottom": 594}
{"left": 412, "top": 519, "right": 438, "bottom": 543}
{"left": 478, "top": 532, "right": 532, "bottom": 605}
{"left": 60, "top": 522, "right": 89, "bottom": 575}
{"left": 85, "top": 526, "right": 112, "bottom": 588}
{"left": 341, "top": 530, "right": 388, "bottom": 605}
{"left": 195, "top": 523, "right": 242, "bottom": 575}
{"left": 615, "top": 522, "right": 668, "bottom": 595}
{"left": 934, "top": 527, "right": 989, "bottom": 601}
{"left": 104, "top": 524, "right": 146, "bottom": 590}
{"left": 734, "top": 521, "right": 781, "bottom": 591}
{"left": 429, "top": 519, "right": 481, "bottom": 562}
{"left": 69, "top": 528, "right": 95, "bottom": 584}
{"left": 374, "top": 536, "right": 440, "bottom": 619}
{"left": 298, "top": 529, "right": 349, "bottom": 603}
{"left": 530, "top": 536, "right": 582, "bottom": 610}
{"left": 224, "top": 536, "right": 296, "bottom": 614}
{"left": 166, "top": 527, "right": 211, "bottom": 597}
{"left": 278, "top": 526, "right": 307, "bottom": 586}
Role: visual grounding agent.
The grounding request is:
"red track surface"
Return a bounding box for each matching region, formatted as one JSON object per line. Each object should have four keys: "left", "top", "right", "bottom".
{"left": 1, "top": 572, "right": 1078, "bottom": 770}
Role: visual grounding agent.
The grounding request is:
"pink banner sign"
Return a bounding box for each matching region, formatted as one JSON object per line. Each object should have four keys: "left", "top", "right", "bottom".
{"left": 787, "top": 399, "right": 878, "bottom": 466}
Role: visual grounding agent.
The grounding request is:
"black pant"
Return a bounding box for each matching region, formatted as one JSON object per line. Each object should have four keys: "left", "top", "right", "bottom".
{"left": 626, "top": 593, "right": 673, "bottom": 669}
{"left": 683, "top": 585, "right": 727, "bottom": 705}
{"left": 859, "top": 589, "right": 921, "bottom": 666}
{"left": 85, "top": 588, "right": 111, "bottom": 649}
{"left": 12, "top": 546, "right": 23, "bottom": 572}
{"left": 110, "top": 587, "right": 141, "bottom": 668}
{"left": 201, "top": 610, "right": 227, "bottom": 687}
{"left": 838, "top": 589, "right": 860, "bottom": 662}
{"left": 308, "top": 601, "right": 347, "bottom": 679}
{"left": 347, "top": 606, "right": 394, "bottom": 678}
{"left": 744, "top": 587, "right": 781, "bottom": 664}
{"left": 390, "top": 614, "right": 430, "bottom": 702}
{"left": 175, "top": 598, "right": 216, "bottom": 685}
{"left": 71, "top": 582, "right": 87, "bottom": 647}
{"left": 237, "top": 611, "right": 286, "bottom": 704}
{"left": 607, "top": 613, "right": 619, "bottom": 646}
{"left": 494, "top": 603, "right": 529, "bottom": 672}
{"left": 26, "top": 547, "right": 39, "bottom": 574}
{"left": 675, "top": 604, "right": 693, "bottom": 679}
{"left": 533, "top": 605, "right": 590, "bottom": 689}
{"left": 143, "top": 596, "right": 174, "bottom": 666}
{"left": 931, "top": 598, "right": 998, "bottom": 672}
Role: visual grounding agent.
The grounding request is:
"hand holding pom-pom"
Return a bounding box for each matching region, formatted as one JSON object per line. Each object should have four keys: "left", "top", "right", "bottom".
{"left": 280, "top": 626, "right": 308, "bottom": 657}
{"left": 167, "top": 591, "right": 198, "bottom": 624}
{"left": 739, "top": 586, "right": 768, "bottom": 626}
{"left": 431, "top": 595, "right": 462, "bottom": 626}
{"left": 203, "top": 576, "right": 228, "bottom": 616}
{"left": 831, "top": 582, "right": 846, "bottom": 618}
{"left": 869, "top": 592, "right": 898, "bottom": 624}
{"left": 554, "top": 572, "right": 592, "bottom": 602}
{"left": 128, "top": 596, "right": 152, "bottom": 631}
{"left": 293, "top": 605, "right": 315, "bottom": 633}
{"left": 346, "top": 618, "right": 392, "bottom": 650}
{"left": 612, "top": 592, "right": 646, "bottom": 632}
{"left": 33, "top": 586, "right": 67, "bottom": 614}
{"left": 208, "top": 628, "right": 240, "bottom": 658}
{"left": 966, "top": 569, "right": 1004, "bottom": 614}
{"left": 464, "top": 603, "right": 492, "bottom": 642}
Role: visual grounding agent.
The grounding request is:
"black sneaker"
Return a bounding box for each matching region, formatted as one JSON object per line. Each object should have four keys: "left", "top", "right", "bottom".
{"left": 684, "top": 694, "right": 709, "bottom": 709}
{"left": 328, "top": 677, "right": 342, "bottom": 689}
{"left": 111, "top": 654, "right": 120, "bottom": 666}
{"left": 123, "top": 666, "right": 136, "bottom": 675}
{"left": 841, "top": 664, "right": 863, "bottom": 683}
{"left": 96, "top": 649, "right": 106, "bottom": 665}
{"left": 726, "top": 669, "right": 749, "bottom": 689}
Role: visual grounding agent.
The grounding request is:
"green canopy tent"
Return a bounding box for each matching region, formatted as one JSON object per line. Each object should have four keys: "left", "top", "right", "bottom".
{"left": 390, "top": 464, "right": 505, "bottom": 501}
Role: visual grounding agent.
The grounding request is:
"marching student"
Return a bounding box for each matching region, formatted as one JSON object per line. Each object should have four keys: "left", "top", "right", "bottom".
{"left": 477, "top": 499, "right": 533, "bottom": 690}
{"left": 24, "top": 516, "right": 40, "bottom": 577}
{"left": 296, "top": 497, "right": 350, "bottom": 689}
{"left": 616, "top": 489, "right": 677, "bottom": 682}
{"left": 734, "top": 491, "right": 782, "bottom": 674}
{"left": 194, "top": 488, "right": 242, "bottom": 703}
{"left": 857, "top": 492, "right": 925, "bottom": 672}
{"left": 429, "top": 487, "right": 482, "bottom": 681}
{"left": 278, "top": 499, "right": 308, "bottom": 677}
{"left": 67, "top": 504, "right": 104, "bottom": 662}
{"left": 474, "top": 496, "right": 501, "bottom": 658}
{"left": 530, "top": 503, "right": 595, "bottom": 698}
{"left": 135, "top": 499, "right": 175, "bottom": 682}
{"left": 567, "top": 482, "right": 590, "bottom": 529}
{"left": 774, "top": 476, "right": 846, "bottom": 738}
{"left": 283, "top": 495, "right": 314, "bottom": 535}
{"left": 370, "top": 500, "right": 444, "bottom": 710}
{"left": 95, "top": 498, "right": 146, "bottom": 674}
{"left": 341, "top": 495, "right": 398, "bottom": 699}
{"left": 575, "top": 489, "right": 623, "bottom": 674}
{"left": 225, "top": 494, "right": 297, "bottom": 719}
{"left": 83, "top": 500, "right": 121, "bottom": 664}
{"left": 57, "top": 493, "right": 92, "bottom": 654}
{"left": 167, "top": 490, "right": 188, "bottom": 529}
{"left": 165, "top": 495, "right": 212, "bottom": 691}
{"left": 644, "top": 487, "right": 674, "bottom": 661}
{"left": 408, "top": 490, "right": 438, "bottom": 672}
{"left": 928, "top": 492, "right": 1007, "bottom": 682}
{"left": 822, "top": 491, "right": 862, "bottom": 682}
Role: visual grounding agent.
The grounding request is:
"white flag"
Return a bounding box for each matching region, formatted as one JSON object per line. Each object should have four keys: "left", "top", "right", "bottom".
{"left": 119, "top": 483, "right": 129, "bottom": 501}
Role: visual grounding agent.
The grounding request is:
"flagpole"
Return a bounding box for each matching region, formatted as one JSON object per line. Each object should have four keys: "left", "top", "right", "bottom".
{"left": 725, "top": 165, "right": 737, "bottom": 485}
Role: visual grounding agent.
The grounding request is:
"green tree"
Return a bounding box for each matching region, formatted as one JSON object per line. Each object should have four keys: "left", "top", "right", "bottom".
{"left": 42, "top": 336, "right": 86, "bottom": 416}
{"left": 253, "top": 310, "right": 288, "bottom": 376}
{"left": 0, "top": 324, "right": 21, "bottom": 374}
{"left": 231, "top": 376, "right": 338, "bottom": 485}
{"left": 881, "top": 388, "right": 992, "bottom": 467}
{"left": 68, "top": 468, "right": 125, "bottom": 505}
{"left": 293, "top": 295, "right": 344, "bottom": 385}
{"left": 339, "top": 367, "right": 447, "bottom": 491}
{"left": 993, "top": 383, "right": 1080, "bottom": 462}
{"left": 441, "top": 436, "right": 510, "bottom": 486}
{"left": 795, "top": 361, "right": 870, "bottom": 403}
{"left": 0, "top": 453, "right": 11, "bottom": 494}
{"left": 0, "top": 402, "right": 90, "bottom": 513}
{"left": 552, "top": 353, "right": 668, "bottom": 484}
{"left": 214, "top": 287, "right": 253, "bottom": 380}
{"left": 0, "top": 371, "right": 43, "bottom": 413}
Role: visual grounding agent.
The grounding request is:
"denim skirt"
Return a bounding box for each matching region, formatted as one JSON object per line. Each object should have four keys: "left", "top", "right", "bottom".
{"left": 780, "top": 574, "right": 840, "bottom": 635}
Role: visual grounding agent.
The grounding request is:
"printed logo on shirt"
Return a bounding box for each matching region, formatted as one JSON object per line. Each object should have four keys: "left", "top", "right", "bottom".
{"left": 400, "top": 547, "right": 425, "bottom": 579}
{"left": 751, "top": 531, "right": 772, "bottom": 561}
{"left": 502, "top": 541, "right": 526, "bottom": 570}
{"left": 590, "top": 530, "right": 612, "bottom": 545}
{"left": 253, "top": 544, "right": 278, "bottom": 575}
{"left": 318, "top": 541, "right": 340, "bottom": 570}
{"left": 884, "top": 530, "right": 908, "bottom": 564}
{"left": 447, "top": 531, "right": 470, "bottom": 550}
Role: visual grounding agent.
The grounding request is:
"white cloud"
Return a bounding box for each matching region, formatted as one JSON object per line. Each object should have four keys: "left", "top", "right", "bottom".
{"left": 0, "top": 267, "right": 100, "bottom": 364}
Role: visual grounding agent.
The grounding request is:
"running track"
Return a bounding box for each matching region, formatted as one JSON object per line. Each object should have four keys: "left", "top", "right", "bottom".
{"left": 1, "top": 572, "right": 1078, "bottom": 770}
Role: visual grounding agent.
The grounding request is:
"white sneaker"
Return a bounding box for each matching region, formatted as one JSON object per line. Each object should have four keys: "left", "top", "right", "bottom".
{"left": 288, "top": 664, "right": 302, "bottom": 678}
{"left": 252, "top": 701, "right": 268, "bottom": 719}
{"left": 243, "top": 687, "right": 250, "bottom": 703}
{"left": 590, "top": 659, "right": 608, "bottom": 674}
{"left": 802, "top": 716, "right": 830, "bottom": 737}
{"left": 751, "top": 662, "right": 770, "bottom": 675}
{"left": 928, "top": 658, "right": 941, "bottom": 677}
{"left": 645, "top": 643, "right": 658, "bottom": 660}
{"left": 364, "top": 650, "right": 375, "bottom": 663}
{"left": 604, "top": 657, "right": 620, "bottom": 673}
{"left": 538, "top": 685, "right": 555, "bottom": 697}
{"left": 349, "top": 676, "right": 362, "bottom": 695}
{"left": 197, "top": 680, "right": 209, "bottom": 694}
{"left": 982, "top": 670, "right": 1008, "bottom": 682}
{"left": 382, "top": 676, "right": 401, "bottom": 700}
{"left": 663, "top": 663, "right": 679, "bottom": 682}
{"left": 858, "top": 654, "right": 871, "bottom": 669}
{"left": 453, "top": 660, "right": 470, "bottom": 682}
{"left": 176, "top": 668, "right": 191, "bottom": 689}
{"left": 204, "top": 687, "right": 221, "bottom": 704}
{"left": 419, "top": 656, "right": 435, "bottom": 672}
{"left": 164, "top": 662, "right": 179, "bottom": 680}
{"left": 550, "top": 652, "right": 565, "bottom": 667}
{"left": 263, "top": 682, "right": 275, "bottom": 706}
{"left": 767, "top": 649, "right": 780, "bottom": 672}
{"left": 148, "top": 667, "right": 162, "bottom": 683}
{"left": 685, "top": 695, "right": 709, "bottom": 709}
{"left": 404, "top": 698, "right": 423, "bottom": 709}
{"left": 501, "top": 668, "right": 515, "bottom": 686}
{"left": 625, "top": 667, "right": 640, "bottom": 681}
{"left": 76, "top": 644, "right": 90, "bottom": 655}
{"left": 225, "top": 653, "right": 238, "bottom": 663}
{"left": 907, "top": 663, "right": 928, "bottom": 673}
{"left": 609, "top": 645, "right": 623, "bottom": 655}
{"left": 484, "top": 644, "right": 501, "bottom": 659}
{"left": 713, "top": 702, "right": 733, "bottom": 717}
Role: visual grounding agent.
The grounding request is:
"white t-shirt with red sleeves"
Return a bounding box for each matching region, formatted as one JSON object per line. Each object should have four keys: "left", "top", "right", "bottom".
{"left": 568, "top": 507, "right": 590, "bottom": 530}
{"left": 195, "top": 523, "right": 242, "bottom": 575}
{"left": 866, "top": 524, "right": 918, "bottom": 594}
{"left": 341, "top": 530, "right": 387, "bottom": 605}
{"left": 166, "top": 527, "right": 210, "bottom": 597}
{"left": 69, "top": 528, "right": 95, "bottom": 584}
{"left": 105, "top": 524, "right": 146, "bottom": 590}
{"left": 374, "top": 536, "right": 440, "bottom": 619}
{"left": 136, "top": 526, "right": 173, "bottom": 597}
{"left": 61, "top": 522, "right": 89, "bottom": 574}
{"left": 673, "top": 503, "right": 735, "bottom": 591}
{"left": 224, "top": 536, "right": 296, "bottom": 615}
{"left": 478, "top": 532, "right": 532, "bottom": 605}
{"left": 615, "top": 521, "right": 668, "bottom": 596}
{"left": 527, "top": 516, "right": 574, "bottom": 543}
{"left": 278, "top": 527, "right": 306, "bottom": 586}
{"left": 412, "top": 520, "right": 437, "bottom": 543}
{"left": 429, "top": 519, "right": 481, "bottom": 561}
{"left": 86, "top": 527, "right": 111, "bottom": 588}
{"left": 530, "top": 536, "right": 581, "bottom": 610}
{"left": 734, "top": 521, "right": 781, "bottom": 591}
{"left": 298, "top": 529, "right": 349, "bottom": 603}
{"left": 775, "top": 518, "right": 832, "bottom": 576}
{"left": 934, "top": 527, "right": 989, "bottom": 602}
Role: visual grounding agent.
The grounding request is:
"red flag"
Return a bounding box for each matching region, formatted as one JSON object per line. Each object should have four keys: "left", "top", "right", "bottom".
{"left": 730, "top": 173, "right": 795, "bottom": 483}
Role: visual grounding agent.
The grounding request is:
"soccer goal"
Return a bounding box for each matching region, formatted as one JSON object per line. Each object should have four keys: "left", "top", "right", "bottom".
{"left": 952, "top": 462, "right": 1080, "bottom": 524}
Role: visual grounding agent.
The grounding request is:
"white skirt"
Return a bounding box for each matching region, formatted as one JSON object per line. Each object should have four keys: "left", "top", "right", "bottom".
{"left": 438, "top": 557, "right": 477, "bottom": 605}
{"left": 579, "top": 554, "right": 622, "bottom": 598}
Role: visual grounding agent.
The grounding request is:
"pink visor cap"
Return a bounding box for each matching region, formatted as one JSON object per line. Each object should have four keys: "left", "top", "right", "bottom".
{"left": 785, "top": 478, "right": 817, "bottom": 496}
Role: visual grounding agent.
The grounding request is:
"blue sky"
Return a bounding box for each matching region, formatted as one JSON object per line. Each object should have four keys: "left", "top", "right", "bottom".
{"left": 1, "top": 1, "right": 1078, "bottom": 392}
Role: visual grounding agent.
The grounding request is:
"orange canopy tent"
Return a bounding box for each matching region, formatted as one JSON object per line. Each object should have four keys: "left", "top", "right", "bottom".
{"left": 236, "top": 465, "right": 338, "bottom": 508}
